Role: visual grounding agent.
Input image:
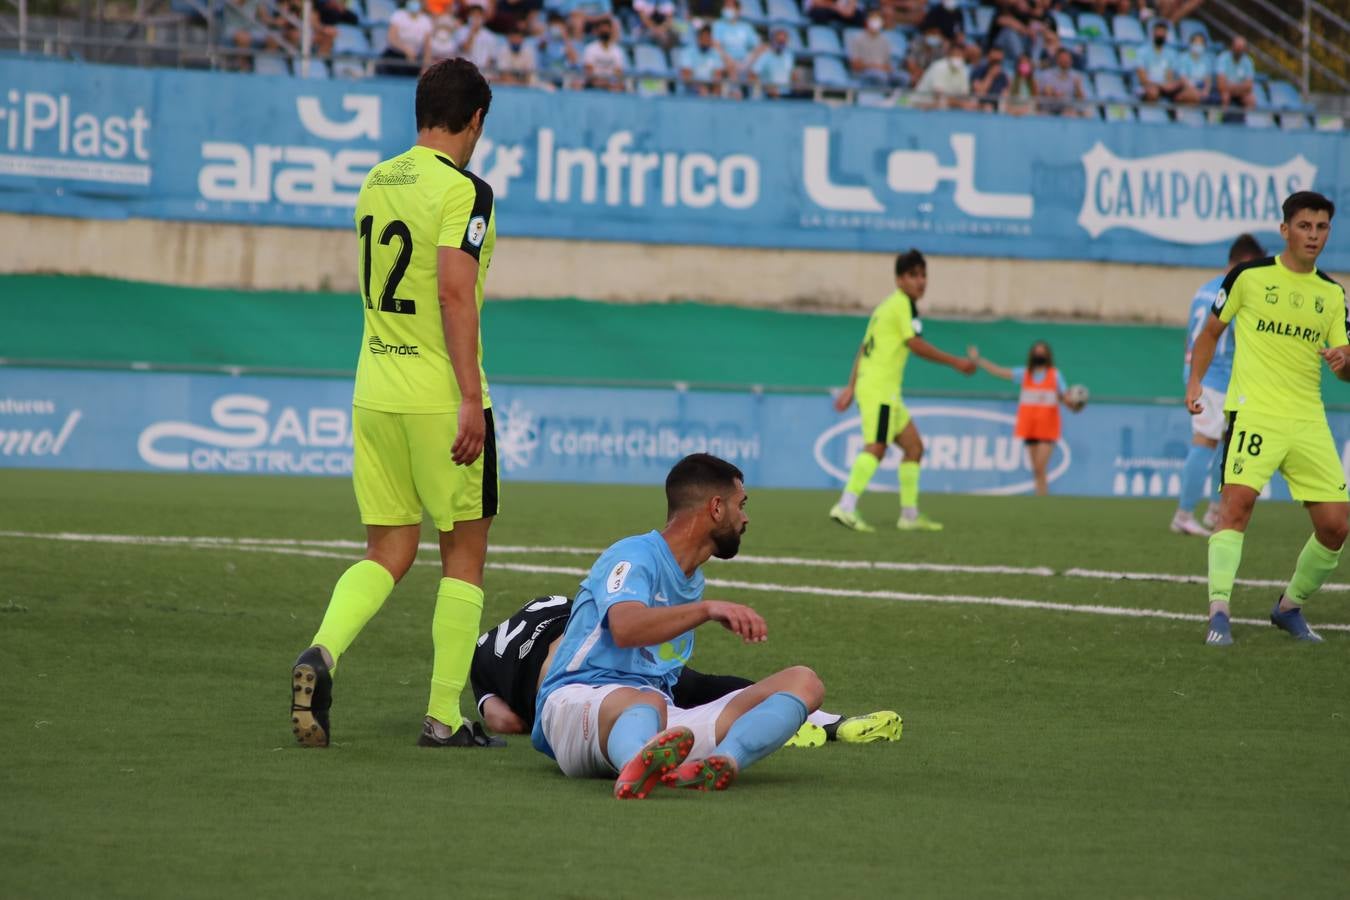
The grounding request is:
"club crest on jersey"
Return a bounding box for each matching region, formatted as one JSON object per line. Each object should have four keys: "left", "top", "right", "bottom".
{"left": 1264, "top": 291, "right": 1278, "bottom": 305}
{"left": 1291, "top": 292, "right": 1305, "bottom": 309}
{"left": 608, "top": 561, "right": 631, "bottom": 594}
{"left": 1315, "top": 296, "right": 1325, "bottom": 314}
{"left": 466, "top": 215, "right": 487, "bottom": 247}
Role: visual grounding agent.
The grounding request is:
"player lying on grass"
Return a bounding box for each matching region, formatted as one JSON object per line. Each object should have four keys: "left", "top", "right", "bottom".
{"left": 1188, "top": 190, "right": 1350, "bottom": 646}
{"left": 470, "top": 594, "right": 902, "bottom": 747}
{"left": 531, "top": 453, "right": 827, "bottom": 798}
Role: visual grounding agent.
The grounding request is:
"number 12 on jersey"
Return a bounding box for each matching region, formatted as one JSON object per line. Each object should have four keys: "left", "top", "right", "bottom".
{"left": 359, "top": 215, "right": 416, "bottom": 315}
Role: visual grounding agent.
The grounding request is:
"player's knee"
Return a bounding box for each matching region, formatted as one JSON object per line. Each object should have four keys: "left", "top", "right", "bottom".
{"left": 1316, "top": 518, "right": 1348, "bottom": 550}
{"left": 781, "top": 665, "right": 824, "bottom": 711}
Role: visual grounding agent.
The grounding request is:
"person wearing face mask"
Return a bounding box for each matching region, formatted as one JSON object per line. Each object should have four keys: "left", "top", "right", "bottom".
{"left": 1007, "top": 51, "right": 1037, "bottom": 114}
{"left": 969, "top": 46, "right": 1009, "bottom": 111}
{"left": 1134, "top": 18, "right": 1187, "bottom": 104}
{"left": 848, "top": 13, "right": 897, "bottom": 87}
{"left": 915, "top": 37, "right": 975, "bottom": 110}
{"left": 379, "top": 0, "right": 434, "bottom": 76}
{"left": 1036, "top": 46, "right": 1086, "bottom": 116}
{"left": 1215, "top": 35, "right": 1256, "bottom": 110}
{"left": 537, "top": 10, "right": 580, "bottom": 82}
{"left": 966, "top": 341, "right": 1084, "bottom": 496}
{"left": 678, "top": 24, "right": 732, "bottom": 96}
{"left": 455, "top": 5, "right": 502, "bottom": 72}
{"left": 494, "top": 23, "right": 538, "bottom": 84}
{"left": 711, "top": 0, "right": 760, "bottom": 76}
{"left": 582, "top": 16, "right": 627, "bottom": 91}
{"left": 903, "top": 24, "right": 946, "bottom": 86}
{"left": 1175, "top": 35, "right": 1214, "bottom": 105}
{"left": 747, "top": 27, "right": 798, "bottom": 98}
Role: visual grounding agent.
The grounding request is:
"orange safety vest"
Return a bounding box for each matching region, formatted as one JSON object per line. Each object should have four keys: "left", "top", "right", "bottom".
{"left": 1015, "top": 366, "right": 1061, "bottom": 441}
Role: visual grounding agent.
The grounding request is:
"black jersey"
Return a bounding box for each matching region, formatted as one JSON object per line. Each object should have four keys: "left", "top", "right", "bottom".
{"left": 471, "top": 595, "right": 573, "bottom": 729}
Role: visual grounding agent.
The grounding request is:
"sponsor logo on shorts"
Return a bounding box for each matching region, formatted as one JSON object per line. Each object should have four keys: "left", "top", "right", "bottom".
{"left": 368, "top": 335, "right": 419, "bottom": 356}
{"left": 1232, "top": 457, "right": 1245, "bottom": 475}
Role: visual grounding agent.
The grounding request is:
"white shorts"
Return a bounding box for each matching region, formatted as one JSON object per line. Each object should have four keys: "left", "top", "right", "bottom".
{"left": 1192, "top": 386, "right": 1226, "bottom": 442}
{"left": 539, "top": 683, "right": 743, "bottom": 778}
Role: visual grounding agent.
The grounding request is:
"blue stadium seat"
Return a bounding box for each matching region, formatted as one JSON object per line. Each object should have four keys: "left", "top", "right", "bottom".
{"left": 812, "top": 54, "right": 855, "bottom": 88}
{"left": 1085, "top": 43, "right": 1118, "bottom": 72}
{"left": 253, "top": 54, "right": 290, "bottom": 76}
{"left": 1117, "top": 43, "right": 1138, "bottom": 70}
{"left": 739, "top": 0, "right": 767, "bottom": 24}
{"left": 842, "top": 26, "right": 862, "bottom": 51}
{"left": 766, "top": 0, "right": 805, "bottom": 27}
{"left": 1280, "top": 112, "right": 1310, "bottom": 130}
{"left": 1092, "top": 71, "right": 1128, "bottom": 101}
{"left": 1267, "top": 79, "right": 1309, "bottom": 111}
{"left": 1244, "top": 111, "right": 1275, "bottom": 128}
{"left": 806, "top": 25, "right": 844, "bottom": 57}
{"left": 1051, "top": 10, "right": 1075, "bottom": 38}
{"left": 1137, "top": 104, "right": 1169, "bottom": 123}
{"left": 781, "top": 26, "right": 804, "bottom": 51}
{"left": 884, "top": 28, "right": 907, "bottom": 60}
{"left": 1174, "top": 106, "right": 1206, "bottom": 126}
{"left": 297, "top": 60, "right": 331, "bottom": 78}
{"left": 633, "top": 43, "right": 672, "bottom": 77}
{"left": 1075, "top": 12, "right": 1109, "bottom": 42}
{"left": 1178, "top": 17, "right": 1208, "bottom": 44}
{"left": 334, "top": 24, "right": 370, "bottom": 54}
{"left": 1111, "top": 14, "right": 1144, "bottom": 45}
{"left": 963, "top": 5, "right": 993, "bottom": 38}
{"left": 364, "top": 0, "right": 397, "bottom": 23}
{"left": 367, "top": 24, "right": 388, "bottom": 54}
{"left": 1250, "top": 80, "right": 1270, "bottom": 108}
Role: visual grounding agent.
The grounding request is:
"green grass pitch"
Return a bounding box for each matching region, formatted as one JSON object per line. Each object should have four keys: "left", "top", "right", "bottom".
{"left": 2, "top": 470, "right": 1348, "bottom": 899}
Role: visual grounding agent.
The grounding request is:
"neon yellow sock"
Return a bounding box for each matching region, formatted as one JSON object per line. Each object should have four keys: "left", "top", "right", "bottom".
{"left": 843, "top": 452, "right": 880, "bottom": 498}
{"left": 427, "top": 577, "right": 485, "bottom": 729}
{"left": 311, "top": 559, "right": 395, "bottom": 670}
{"left": 899, "top": 461, "right": 920, "bottom": 511}
{"left": 1207, "top": 529, "right": 1245, "bottom": 603}
{"left": 1286, "top": 534, "right": 1342, "bottom": 604}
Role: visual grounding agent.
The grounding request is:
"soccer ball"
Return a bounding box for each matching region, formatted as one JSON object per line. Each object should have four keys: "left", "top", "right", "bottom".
{"left": 1066, "top": 384, "right": 1089, "bottom": 408}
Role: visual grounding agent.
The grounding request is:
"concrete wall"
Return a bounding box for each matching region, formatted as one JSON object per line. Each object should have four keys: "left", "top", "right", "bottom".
{"left": 0, "top": 213, "right": 1213, "bottom": 325}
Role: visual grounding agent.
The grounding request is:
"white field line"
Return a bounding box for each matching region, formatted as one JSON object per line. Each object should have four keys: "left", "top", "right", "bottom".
{"left": 3, "top": 530, "right": 1345, "bottom": 593}
{"left": 2, "top": 531, "right": 1348, "bottom": 633}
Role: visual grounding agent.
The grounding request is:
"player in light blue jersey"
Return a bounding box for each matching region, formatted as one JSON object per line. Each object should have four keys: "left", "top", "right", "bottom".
{"left": 533, "top": 454, "right": 825, "bottom": 799}
{"left": 1172, "top": 234, "right": 1265, "bottom": 537}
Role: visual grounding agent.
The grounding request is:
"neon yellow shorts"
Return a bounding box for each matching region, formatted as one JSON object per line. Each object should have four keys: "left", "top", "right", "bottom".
{"left": 351, "top": 405, "right": 499, "bottom": 531}
{"left": 1221, "top": 410, "right": 1348, "bottom": 503}
{"left": 857, "top": 394, "right": 910, "bottom": 446}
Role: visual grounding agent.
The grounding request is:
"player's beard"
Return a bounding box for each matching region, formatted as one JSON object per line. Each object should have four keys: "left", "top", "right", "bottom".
{"left": 711, "top": 522, "right": 744, "bottom": 560}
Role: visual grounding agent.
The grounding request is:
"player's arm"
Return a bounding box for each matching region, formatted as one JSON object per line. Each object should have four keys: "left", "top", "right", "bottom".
{"left": 833, "top": 345, "right": 864, "bottom": 411}
{"left": 436, "top": 179, "right": 493, "bottom": 466}
{"left": 1186, "top": 314, "right": 1226, "bottom": 412}
{"left": 907, "top": 335, "right": 976, "bottom": 374}
{"left": 479, "top": 695, "right": 528, "bottom": 734}
{"left": 965, "top": 345, "right": 1013, "bottom": 380}
{"left": 607, "top": 599, "right": 766, "bottom": 647}
{"left": 1319, "top": 293, "right": 1350, "bottom": 381}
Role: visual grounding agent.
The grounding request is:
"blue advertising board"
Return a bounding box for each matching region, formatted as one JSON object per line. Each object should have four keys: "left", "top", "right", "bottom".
{"left": 1, "top": 56, "right": 1346, "bottom": 268}
{"left": 0, "top": 366, "right": 1319, "bottom": 500}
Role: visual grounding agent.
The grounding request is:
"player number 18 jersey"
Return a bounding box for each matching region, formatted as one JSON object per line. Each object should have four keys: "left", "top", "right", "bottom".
{"left": 352, "top": 144, "right": 496, "bottom": 414}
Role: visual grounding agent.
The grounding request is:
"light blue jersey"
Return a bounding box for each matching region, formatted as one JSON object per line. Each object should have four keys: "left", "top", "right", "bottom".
{"left": 531, "top": 530, "right": 705, "bottom": 758}
{"left": 1184, "top": 273, "right": 1233, "bottom": 392}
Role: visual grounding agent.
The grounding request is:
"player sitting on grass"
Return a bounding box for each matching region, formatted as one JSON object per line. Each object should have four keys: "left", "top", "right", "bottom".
{"left": 531, "top": 453, "right": 826, "bottom": 798}
{"left": 471, "top": 594, "right": 902, "bottom": 747}
{"left": 1187, "top": 191, "right": 1350, "bottom": 646}
{"left": 830, "top": 249, "right": 977, "bottom": 533}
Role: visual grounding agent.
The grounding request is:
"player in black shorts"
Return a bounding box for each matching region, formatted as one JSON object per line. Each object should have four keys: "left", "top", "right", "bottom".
{"left": 470, "top": 595, "right": 903, "bottom": 746}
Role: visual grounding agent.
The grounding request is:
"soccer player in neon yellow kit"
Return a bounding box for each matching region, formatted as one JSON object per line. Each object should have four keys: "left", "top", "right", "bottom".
{"left": 830, "top": 249, "right": 976, "bottom": 532}
{"left": 289, "top": 59, "right": 503, "bottom": 747}
{"left": 1188, "top": 191, "right": 1350, "bottom": 645}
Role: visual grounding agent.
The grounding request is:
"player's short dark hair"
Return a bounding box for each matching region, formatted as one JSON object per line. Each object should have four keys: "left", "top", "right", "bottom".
{"left": 895, "top": 249, "right": 926, "bottom": 277}
{"left": 1227, "top": 233, "right": 1264, "bottom": 263}
{"left": 416, "top": 59, "right": 492, "bottom": 134}
{"left": 665, "top": 454, "right": 744, "bottom": 517}
{"left": 1282, "top": 191, "right": 1335, "bottom": 223}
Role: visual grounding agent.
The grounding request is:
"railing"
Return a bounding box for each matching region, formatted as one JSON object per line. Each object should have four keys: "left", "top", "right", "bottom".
{"left": 1199, "top": 0, "right": 1349, "bottom": 96}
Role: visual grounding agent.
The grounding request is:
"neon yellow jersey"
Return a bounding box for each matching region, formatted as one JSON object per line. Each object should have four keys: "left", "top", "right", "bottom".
{"left": 855, "top": 289, "right": 921, "bottom": 399}
{"left": 1214, "top": 255, "right": 1348, "bottom": 421}
{"left": 352, "top": 144, "right": 496, "bottom": 414}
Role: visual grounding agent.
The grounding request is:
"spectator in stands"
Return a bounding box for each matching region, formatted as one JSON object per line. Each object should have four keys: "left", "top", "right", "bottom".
{"left": 1154, "top": 0, "right": 1204, "bottom": 26}
{"left": 456, "top": 5, "right": 502, "bottom": 70}
{"left": 1176, "top": 33, "right": 1216, "bottom": 104}
{"left": 919, "top": 0, "right": 963, "bottom": 42}
{"left": 634, "top": 0, "right": 680, "bottom": 50}
{"left": 582, "top": 16, "right": 627, "bottom": 90}
{"left": 278, "top": 0, "right": 337, "bottom": 56}
{"left": 805, "top": 0, "right": 864, "bottom": 28}
{"left": 1037, "top": 46, "right": 1086, "bottom": 115}
{"left": 223, "top": 0, "right": 281, "bottom": 70}
{"left": 1006, "top": 51, "right": 1037, "bottom": 114}
{"left": 1215, "top": 35, "right": 1256, "bottom": 109}
{"left": 1034, "top": 26, "right": 1082, "bottom": 71}
{"left": 969, "top": 44, "right": 1009, "bottom": 110}
{"left": 489, "top": 0, "right": 543, "bottom": 34}
{"left": 315, "top": 0, "right": 359, "bottom": 27}
{"left": 679, "top": 24, "right": 732, "bottom": 95}
{"left": 377, "top": 0, "right": 432, "bottom": 75}
{"left": 987, "top": 0, "right": 1039, "bottom": 61}
{"left": 849, "top": 12, "right": 899, "bottom": 87}
{"left": 904, "top": 23, "right": 947, "bottom": 86}
{"left": 1134, "top": 18, "right": 1189, "bottom": 103}
{"left": 494, "top": 23, "right": 539, "bottom": 82}
{"left": 749, "top": 27, "right": 798, "bottom": 98}
{"left": 1066, "top": 0, "right": 1137, "bottom": 18}
{"left": 915, "top": 37, "right": 975, "bottom": 109}
{"left": 421, "top": 9, "right": 460, "bottom": 67}
{"left": 712, "top": 0, "right": 760, "bottom": 79}
{"left": 537, "top": 10, "right": 581, "bottom": 82}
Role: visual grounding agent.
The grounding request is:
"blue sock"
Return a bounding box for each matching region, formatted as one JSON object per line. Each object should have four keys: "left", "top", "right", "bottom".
{"left": 1178, "top": 443, "right": 1217, "bottom": 514}
{"left": 605, "top": 703, "right": 660, "bottom": 768}
{"left": 714, "top": 692, "right": 808, "bottom": 771}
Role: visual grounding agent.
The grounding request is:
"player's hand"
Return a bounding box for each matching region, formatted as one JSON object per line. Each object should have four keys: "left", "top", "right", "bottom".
{"left": 833, "top": 385, "right": 853, "bottom": 412}
{"left": 1321, "top": 345, "right": 1350, "bottom": 375}
{"left": 703, "top": 600, "right": 767, "bottom": 644}
{"left": 966, "top": 344, "right": 980, "bottom": 360}
{"left": 452, "top": 403, "right": 486, "bottom": 466}
{"left": 956, "top": 357, "right": 977, "bottom": 375}
{"left": 1185, "top": 381, "right": 1204, "bottom": 416}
